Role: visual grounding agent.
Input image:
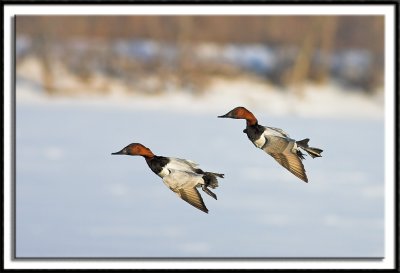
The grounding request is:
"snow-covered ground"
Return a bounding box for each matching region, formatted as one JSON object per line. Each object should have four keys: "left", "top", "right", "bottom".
{"left": 15, "top": 79, "right": 384, "bottom": 257}
{"left": 16, "top": 71, "right": 383, "bottom": 120}
{"left": 16, "top": 36, "right": 376, "bottom": 87}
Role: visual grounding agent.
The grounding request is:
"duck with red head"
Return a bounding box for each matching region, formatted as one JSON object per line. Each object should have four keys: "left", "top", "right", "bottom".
{"left": 218, "top": 106, "right": 258, "bottom": 126}
{"left": 112, "top": 143, "right": 155, "bottom": 158}
{"left": 112, "top": 143, "right": 224, "bottom": 213}
{"left": 218, "top": 106, "right": 323, "bottom": 183}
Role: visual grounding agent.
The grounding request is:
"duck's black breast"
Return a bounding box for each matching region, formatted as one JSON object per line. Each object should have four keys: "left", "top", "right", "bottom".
{"left": 146, "top": 156, "right": 170, "bottom": 175}
{"left": 244, "top": 124, "right": 265, "bottom": 143}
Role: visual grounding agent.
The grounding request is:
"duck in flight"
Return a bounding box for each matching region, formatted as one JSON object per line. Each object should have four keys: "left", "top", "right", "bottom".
{"left": 112, "top": 143, "right": 224, "bottom": 213}
{"left": 218, "top": 106, "right": 323, "bottom": 183}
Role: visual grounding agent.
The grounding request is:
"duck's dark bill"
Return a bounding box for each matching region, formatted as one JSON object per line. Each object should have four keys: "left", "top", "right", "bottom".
{"left": 111, "top": 149, "right": 125, "bottom": 155}
{"left": 217, "top": 114, "right": 229, "bottom": 118}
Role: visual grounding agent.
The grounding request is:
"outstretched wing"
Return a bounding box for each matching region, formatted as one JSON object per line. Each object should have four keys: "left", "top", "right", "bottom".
{"left": 265, "top": 126, "right": 290, "bottom": 137}
{"left": 166, "top": 157, "right": 199, "bottom": 172}
{"left": 162, "top": 170, "right": 209, "bottom": 213}
{"left": 175, "top": 187, "right": 208, "bottom": 213}
{"left": 263, "top": 136, "right": 308, "bottom": 182}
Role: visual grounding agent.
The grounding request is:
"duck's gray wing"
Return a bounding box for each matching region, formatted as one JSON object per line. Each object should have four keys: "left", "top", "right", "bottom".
{"left": 263, "top": 136, "right": 308, "bottom": 182}
{"left": 166, "top": 157, "right": 199, "bottom": 172}
{"left": 163, "top": 170, "right": 208, "bottom": 213}
{"left": 175, "top": 187, "right": 208, "bottom": 213}
{"left": 265, "top": 126, "right": 290, "bottom": 137}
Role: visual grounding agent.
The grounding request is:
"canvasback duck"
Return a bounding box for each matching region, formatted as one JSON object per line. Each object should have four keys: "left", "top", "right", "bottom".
{"left": 218, "top": 106, "right": 323, "bottom": 183}
{"left": 112, "top": 143, "right": 224, "bottom": 213}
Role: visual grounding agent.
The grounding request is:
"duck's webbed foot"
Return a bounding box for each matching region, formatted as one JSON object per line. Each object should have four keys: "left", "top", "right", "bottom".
{"left": 202, "top": 185, "right": 217, "bottom": 200}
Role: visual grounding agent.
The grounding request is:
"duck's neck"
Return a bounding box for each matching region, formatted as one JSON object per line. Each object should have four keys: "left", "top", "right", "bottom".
{"left": 139, "top": 147, "right": 155, "bottom": 159}
{"left": 144, "top": 154, "right": 155, "bottom": 162}
{"left": 246, "top": 118, "right": 258, "bottom": 127}
{"left": 241, "top": 109, "right": 258, "bottom": 126}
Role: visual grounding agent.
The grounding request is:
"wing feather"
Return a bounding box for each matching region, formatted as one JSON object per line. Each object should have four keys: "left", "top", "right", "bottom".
{"left": 176, "top": 187, "right": 208, "bottom": 213}
{"left": 263, "top": 136, "right": 308, "bottom": 182}
{"left": 265, "top": 126, "right": 290, "bottom": 137}
{"left": 162, "top": 170, "right": 209, "bottom": 213}
{"left": 166, "top": 158, "right": 199, "bottom": 172}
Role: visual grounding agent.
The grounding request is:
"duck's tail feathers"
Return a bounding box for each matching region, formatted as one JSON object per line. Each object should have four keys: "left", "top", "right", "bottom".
{"left": 203, "top": 172, "right": 224, "bottom": 189}
{"left": 303, "top": 147, "right": 323, "bottom": 158}
{"left": 296, "top": 138, "right": 323, "bottom": 158}
{"left": 210, "top": 172, "right": 224, "bottom": 178}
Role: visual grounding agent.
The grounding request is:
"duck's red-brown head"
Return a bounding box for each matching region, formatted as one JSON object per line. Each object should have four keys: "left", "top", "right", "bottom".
{"left": 112, "top": 143, "right": 155, "bottom": 158}
{"left": 218, "top": 106, "right": 258, "bottom": 126}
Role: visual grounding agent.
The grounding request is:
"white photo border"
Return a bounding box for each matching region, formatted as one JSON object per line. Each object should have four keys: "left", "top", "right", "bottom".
{"left": 3, "top": 2, "right": 397, "bottom": 270}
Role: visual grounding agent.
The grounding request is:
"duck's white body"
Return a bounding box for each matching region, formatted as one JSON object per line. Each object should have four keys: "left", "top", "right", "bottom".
{"left": 219, "top": 107, "right": 323, "bottom": 183}
{"left": 154, "top": 157, "right": 222, "bottom": 213}
{"left": 112, "top": 143, "right": 223, "bottom": 214}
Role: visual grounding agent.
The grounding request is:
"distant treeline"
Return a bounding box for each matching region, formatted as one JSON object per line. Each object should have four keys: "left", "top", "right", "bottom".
{"left": 16, "top": 16, "right": 384, "bottom": 94}
{"left": 16, "top": 16, "right": 383, "bottom": 50}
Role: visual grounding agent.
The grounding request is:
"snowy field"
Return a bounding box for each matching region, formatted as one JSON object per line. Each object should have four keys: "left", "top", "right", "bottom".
{"left": 15, "top": 83, "right": 384, "bottom": 258}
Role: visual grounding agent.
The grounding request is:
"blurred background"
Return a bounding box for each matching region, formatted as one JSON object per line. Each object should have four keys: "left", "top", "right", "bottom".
{"left": 16, "top": 16, "right": 384, "bottom": 96}
{"left": 16, "top": 16, "right": 384, "bottom": 258}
